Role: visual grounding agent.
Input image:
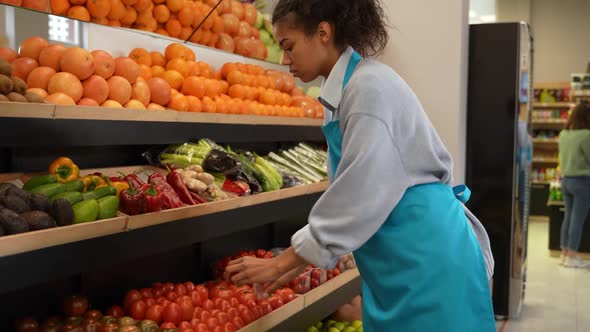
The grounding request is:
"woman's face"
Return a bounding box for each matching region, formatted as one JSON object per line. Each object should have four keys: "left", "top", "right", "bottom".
{"left": 274, "top": 18, "right": 328, "bottom": 83}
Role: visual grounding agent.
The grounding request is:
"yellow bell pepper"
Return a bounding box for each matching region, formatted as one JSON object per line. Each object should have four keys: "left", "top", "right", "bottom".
{"left": 81, "top": 175, "right": 108, "bottom": 192}
{"left": 48, "top": 157, "right": 80, "bottom": 184}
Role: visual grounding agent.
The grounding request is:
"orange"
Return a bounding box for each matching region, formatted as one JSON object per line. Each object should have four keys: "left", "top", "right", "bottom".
{"left": 50, "top": 0, "right": 70, "bottom": 15}
{"left": 107, "top": 75, "right": 132, "bottom": 104}
{"left": 101, "top": 99, "right": 123, "bottom": 108}
{"left": 128, "top": 48, "right": 152, "bottom": 66}
{"left": 228, "top": 84, "right": 245, "bottom": 100}
{"left": 120, "top": 7, "right": 137, "bottom": 25}
{"left": 165, "top": 0, "right": 182, "bottom": 12}
{"left": 201, "top": 96, "right": 216, "bottom": 113}
{"left": 150, "top": 51, "right": 166, "bottom": 67}
{"left": 92, "top": 17, "right": 109, "bottom": 25}
{"left": 114, "top": 56, "right": 140, "bottom": 84}
{"left": 132, "top": 78, "right": 151, "bottom": 106}
{"left": 87, "top": 0, "right": 111, "bottom": 19}
{"left": 179, "top": 27, "right": 193, "bottom": 41}
{"left": 186, "top": 95, "right": 202, "bottom": 112}
{"left": 214, "top": 97, "right": 228, "bottom": 114}
{"left": 165, "top": 43, "right": 188, "bottom": 61}
{"left": 259, "top": 89, "right": 276, "bottom": 105}
{"left": 199, "top": 30, "right": 211, "bottom": 46}
{"left": 133, "top": 0, "right": 150, "bottom": 11}
{"left": 18, "top": 37, "right": 48, "bottom": 62}
{"left": 107, "top": 0, "right": 126, "bottom": 20}
{"left": 45, "top": 92, "right": 76, "bottom": 106}
{"left": 67, "top": 6, "right": 91, "bottom": 21}
{"left": 124, "top": 99, "right": 146, "bottom": 109}
{"left": 27, "top": 66, "right": 56, "bottom": 90}
{"left": 108, "top": 20, "right": 121, "bottom": 27}
{"left": 189, "top": 29, "right": 203, "bottom": 44}
{"left": 137, "top": 17, "right": 158, "bottom": 31}
{"left": 38, "top": 44, "right": 66, "bottom": 71}
{"left": 226, "top": 70, "right": 243, "bottom": 85}
{"left": 166, "top": 58, "right": 190, "bottom": 78}
{"left": 212, "top": 15, "right": 224, "bottom": 34}
{"left": 147, "top": 77, "right": 171, "bottom": 105}
{"left": 27, "top": 88, "right": 49, "bottom": 99}
{"left": 48, "top": 72, "right": 83, "bottom": 102}
{"left": 60, "top": 47, "right": 95, "bottom": 80}
{"left": 12, "top": 57, "right": 39, "bottom": 81}
{"left": 168, "top": 93, "right": 188, "bottom": 111}
{"left": 160, "top": 70, "right": 184, "bottom": 90}
{"left": 78, "top": 98, "right": 99, "bottom": 107}
{"left": 82, "top": 74, "right": 109, "bottom": 104}
{"left": 177, "top": 5, "right": 194, "bottom": 26}
{"left": 134, "top": 5, "right": 153, "bottom": 24}
{"left": 90, "top": 50, "right": 115, "bottom": 79}
{"left": 165, "top": 19, "right": 182, "bottom": 37}
{"left": 121, "top": 0, "right": 136, "bottom": 5}
{"left": 181, "top": 76, "right": 205, "bottom": 98}
{"left": 221, "top": 63, "right": 238, "bottom": 79}
{"left": 150, "top": 65, "right": 166, "bottom": 78}
{"left": 138, "top": 64, "right": 152, "bottom": 81}
{"left": 70, "top": 0, "right": 86, "bottom": 5}
{"left": 147, "top": 103, "right": 166, "bottom": 111}
{"left": 155, "top": 28, "right": 170, "bottom": 36}
{"left": 153, "top": 4, "right": 170, "bottom": 23}
{"left": 0, "top": 47, "right": 17, "bottom": 63}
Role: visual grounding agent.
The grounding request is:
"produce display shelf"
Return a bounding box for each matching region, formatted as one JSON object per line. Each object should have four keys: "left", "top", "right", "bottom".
{"left": 533, "top": 102, "right": 575, "bottom": 109}
{"left": 531, "top": 180, "right": 550, "bottom": 185}
{"left": 532, "top": 158, "right": 559, "bottom": 164}
{"left": 533, "top": 138, "right": 559, "bottom": 144}
{"left": 268, "top": 269, "right": 362, "bottom": 332}
{"left": 0, "top": 103, "right": 325, "bottom": 147}
{"left": 547, "top": 200, "right": 565, "bottom": 207}
{"left": 0, "top": 182, "right": 328, "bottom": 295}
{"left": 532, "top": 119, "right": 567, "bottom": 125}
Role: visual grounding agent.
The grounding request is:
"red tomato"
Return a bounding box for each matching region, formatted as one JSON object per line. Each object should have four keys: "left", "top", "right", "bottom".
{"left": 219, "top": 300, "right": 231, "bottom": 312}
{"left": 239, "top": 308, "right": 254, "bottom": 325}
{"left": 259, "top": 300, "right": 272, "bottom": 315}
{"left": 153, "top": 282, "right": 163, "bottom": 288}
{"left": 184, "top": 281, "right": 195, "bottom": 292}
{"left": 239, "top": 293, "right": 256, "bottom": 305}
{"left": 85, "top": 309, "right": 102, "bottom": 321}
{"left": 124, "top": 290, "right": 143, "bottom": 310}
{"left": 153, "top": 287, "right": 164, "bottom": 298}
{"left": 194, "top": 323, "right": 209, "bottom": 332}
{"left": 140, "top": 288, "right": 154, "bottom": 299}
{"left": 333, "top": 269, "right": 341, "bottom": 277}
{"left": 310, "top": 279, "right": 320, "bottom": 289}
{"left": 193, "top": 306, "right": 203, "bottom": 319}
{"left": 223, "top": 322, "right": 236, "bottom": 332}
{"left": 310, "top": 269, "right": 322, "bottom": 280}
{"left": 210, "top": 286, "right": 233, "bottom": 300}
{"left": 162, "top": 302, "right": 183, "bottom": 325}
{"left": 178, "top": 321, "right": 193, "bottom": 329}
{"left": 236, "top": 304, "right": 248, "bottom": 313}
{"left": 226, "top": 307, "right": 239, "bottom": 319}
{"left": 146, "top": 298, "right": 157, "bottom": 307}
{"left": 216, "top": 312, "right": 229, "bottom": 325}
{"left": 268, "top": 296, "right": 284, "bottom": 310}
{"left": 210, "top": 309, "right": 221, "bottom": 317}
{"left": 101, "top": 323, "right": 119, "bottom": 332}
{"left": 264, "top": 252, "right": 274, "bottom": 259}
{"left": 106, "top": 305, "right": 125, "bottom": 318}
{"left": 175, "top": 283, "right": 188, "bottom": 296}
{"left": 157, "top": 297, "right": 169, "bottom": 306}
{"left": 231, "top": 317, "right": 245, "bottom": 329}
{"left": 64, "top": 295, "right": 89, "bottom": 316}
{"left": 190, "top": 318, "right": 201, "bottom": 326}
{"left": 251, "top": 305, "right": 263, "bottom": 319}
{"left": 145, "top": 304, "right": 164, "bottom": 324}
{"left": 199, "top": 311, "right": 211, "bottom": 322}
{"left": 228, "top": 297, "right": 240, "bottom": 308}
{"left": 180, "top": 328, "right": 194, "bottom": 332}
{"left": 202, "top": 299, "right": 215, "bottom": 311}
{"left": 275, "top": 288, "right": 295, "bottom": 300}
{"left": 214, "top": 326, "right": 224, "bottom": 332}
{"left": 206, "top": 318, "right": 219, "bottom": 330}
{"left": 160, "top": 322, "right": 177, "bottom": 328}
{"left": 176, "top": 296, "right": 195, "bottom": 321}
{"left": 255, "top": 249, "right": 266, "bottom": 258}
{"left": 163, "top": 282, "right": 175, "bottom": 292}
{"left": 244, "top": 299, "right": 257, "bottom": 309}
{"left": 167, "top": 291, "right": 180, "bottom": 301}
{"left": 196, "top": 286, "right": 209, "bottom": 303}
{"left": 129, "top": 299, "right": 148, "bottom": 320}
{"left": 14, "top": 317, "right": 38, "bottom": 332}
{"left": 190, "top": 291, "right": 203, "bottom": 307}
{"left": 292, "top": 284, "right": 305, "bottom": 294}
{"left": 327, "top": 273, "right": 333, "bottom": 280}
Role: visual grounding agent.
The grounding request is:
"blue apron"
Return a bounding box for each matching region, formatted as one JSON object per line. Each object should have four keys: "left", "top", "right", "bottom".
{"left": 322, "top": 51, "right": 496, "bottom": 332}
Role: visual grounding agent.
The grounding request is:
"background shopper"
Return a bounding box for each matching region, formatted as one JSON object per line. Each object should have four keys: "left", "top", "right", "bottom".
{"left": 559, "top": 102, "right": 590, "bottom": 268}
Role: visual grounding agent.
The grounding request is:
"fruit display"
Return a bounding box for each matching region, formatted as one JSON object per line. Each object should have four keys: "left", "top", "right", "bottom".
{"left": 0, "top": 57, "right": 47, "bottom": 103}
{"left": 0, "top": 36, "right": 323, "bottom": 118}
{"left": 306, "top": 319, "right": 363, "bottom": 332}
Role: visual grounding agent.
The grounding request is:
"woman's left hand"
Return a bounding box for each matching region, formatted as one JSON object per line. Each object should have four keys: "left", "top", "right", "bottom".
{"left": 225, "top": 256, "right": 283, "bottom": 286}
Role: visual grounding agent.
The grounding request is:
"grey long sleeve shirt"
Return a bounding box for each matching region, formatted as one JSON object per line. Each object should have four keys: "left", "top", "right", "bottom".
{"left": 291, "top": 47, "right": 494, "bottom": 280}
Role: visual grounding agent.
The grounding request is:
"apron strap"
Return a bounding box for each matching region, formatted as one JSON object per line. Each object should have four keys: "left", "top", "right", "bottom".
{"left": 342, "top": 51, "right": 362, "bottom": 92}
{"left": 453, "top": 184, "right": 471, "bottom": 204}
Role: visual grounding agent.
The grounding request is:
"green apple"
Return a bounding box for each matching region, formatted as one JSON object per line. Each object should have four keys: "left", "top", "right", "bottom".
{"left": 334, "top": 322, "right": 345, "bottom": 331}
{"left": 328, "top": 328, "right": 340, "bottom": 332}
{"left": 315, "top": 322, "right": 324, "bottom": 329}
{"left": 342, "top": 327, "right": 357, "bottom": 332}
{"left": 255, "top": 11, "right": 264, "bottom": 29}
{"left": 260, "top": 29, "right": 273, "bottom": 46}
{"left": 306, "top": 86, "right": 321, "bottom": 99}
{"left": 326, "top": 320, "right": 337, "bottom": 327}
{"left": 263, "top": 14, "right": 273, "bottom": 33}
{"left": 352, "top": 320, "right": 363, "bottom": 328}
{"left": 307, "top": 326, "right": 320, "bottom": 332}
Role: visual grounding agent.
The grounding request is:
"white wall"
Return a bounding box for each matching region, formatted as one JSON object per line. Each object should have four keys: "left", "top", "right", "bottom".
{"left": 380, "top": 0, "right": 470, "bottom": 183}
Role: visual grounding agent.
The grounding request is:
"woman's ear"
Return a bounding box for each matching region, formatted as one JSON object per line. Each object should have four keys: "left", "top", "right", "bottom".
{"left": 317, "top": 21, "right": 332, "bottom": 44}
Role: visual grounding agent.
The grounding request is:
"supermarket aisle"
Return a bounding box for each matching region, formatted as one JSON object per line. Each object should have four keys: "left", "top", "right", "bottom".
{"left": 496, "top": 221, "right": 590, "bottom": 332}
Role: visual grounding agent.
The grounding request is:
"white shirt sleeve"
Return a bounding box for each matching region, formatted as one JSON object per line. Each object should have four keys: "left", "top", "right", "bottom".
{"left": 292, "top": 85, "right": 412, "bottom": 268}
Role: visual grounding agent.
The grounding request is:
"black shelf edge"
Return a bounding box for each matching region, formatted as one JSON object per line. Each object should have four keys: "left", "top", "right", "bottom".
{"left": 0, "top": 118, "right": 325, "bottom": 147}
{"left": 0, "top": 191, "right": 322, "bottom": 295}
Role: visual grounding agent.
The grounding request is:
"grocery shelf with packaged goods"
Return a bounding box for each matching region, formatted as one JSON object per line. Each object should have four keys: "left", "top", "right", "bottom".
{"left": 0, "top": 3, "right": 362, "bottom": 331}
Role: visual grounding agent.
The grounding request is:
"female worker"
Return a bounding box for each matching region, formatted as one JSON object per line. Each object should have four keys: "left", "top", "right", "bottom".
{"left": 226, "top": 0, "right": 496, "bottom": 330}
{"left": 559, "top": 102, "right": 590, "bottom": 268}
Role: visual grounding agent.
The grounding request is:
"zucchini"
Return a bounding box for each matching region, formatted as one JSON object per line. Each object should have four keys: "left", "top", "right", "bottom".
{"left": 23, "top": 175, "right": 57, "bottom": 191}
{"left": 50, "top": 191, "right": 84, "bottom": 205}
{"left": 83, "top": 186, "right": 117, "bottom": 201}
{"left": 31, "top": 183, "right": 66, "bottom": 198}
{"left": 63, "top": 180, "right": 84, "bottom": 192}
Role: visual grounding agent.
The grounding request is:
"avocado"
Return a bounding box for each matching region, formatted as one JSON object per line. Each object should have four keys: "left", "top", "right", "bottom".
{"left": 50, "top": 198, "right": 74, "bottom": 226}
{"left": 6, "top": 186, "right": 32, "bottom": 201}
{"left": 0, "top": 194, "right": 30, "bottom": 214}
{"left": 0, "top": 183, "right": 17, "bottom": 196}
{"left": 0, "top": 208, "right": 29, "bottom": 234}
{"left": 20, "top": 211, "right": 56, "bottom": 231}
{"left": 29, "top": 193, "right": 51, "bottom": 212}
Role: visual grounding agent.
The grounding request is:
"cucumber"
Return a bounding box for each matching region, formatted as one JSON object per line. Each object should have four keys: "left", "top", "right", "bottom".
{"left": 23, "top": 175, "right": 57, "bottom": 191}
{"left": 83, "top": 186, "right": 117, "bottom": 201}
{"left": 31, "top": 183, "right": 66, "bottom": 198}
{"left": 97, "top": 196, "right": 119, "bottom": 220}
{"left": 63, "top": 180, "right": 84, "bottom": 192}
{"left": 49, "top": 192, "right": 84, "bottom": 206}
{"left": 73, "top": 199, "right": 99, "bottom": 224}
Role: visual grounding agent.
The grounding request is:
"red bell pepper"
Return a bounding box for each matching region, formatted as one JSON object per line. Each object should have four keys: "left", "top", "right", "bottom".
{"left": 119, "top": 181, "right": 147, "bottom": 215}
{"left": 222, "top": 179, "right": 251, "bottom": 196}
{"left": 166, "top": 171, "right": 199, "bottom": 205}
{"left": 148, "top": 173, "right": 184, "bottom": 209}
{"left": 142, "top": 182, "right": 165, "bottom": 212}
{"left": 190, "top": 191, "right": 207, "bottom": 204}
{"left": 118, "top": 172, "right": 145, "bottom": 189}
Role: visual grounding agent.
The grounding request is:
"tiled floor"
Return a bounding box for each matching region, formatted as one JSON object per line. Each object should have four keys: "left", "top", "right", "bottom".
{"left": 496, "top": 221, "right": 590, "bottom": 332}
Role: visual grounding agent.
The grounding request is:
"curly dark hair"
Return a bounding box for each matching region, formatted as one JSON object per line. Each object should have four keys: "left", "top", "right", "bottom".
{"left": 272, "top": 0, "right": 389, "bottom": 57}
{"left": 566, "top": 102, "right": 590, "bottom": 130}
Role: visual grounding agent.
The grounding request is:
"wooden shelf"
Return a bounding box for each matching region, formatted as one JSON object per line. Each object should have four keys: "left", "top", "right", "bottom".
{"left": 531, "top": 180, "right": 550, "bottom": 185}
{"left": 0, "top": 181, "right": 327, "bottom": 294}
{"left": 533, "top": 102, "right": 574, "bottom": 109}
{"left": 532, "top": 158, "right": 559, "bottom": 164}
{"left": 0, "top": 103, "right": 325, "bottom": 146}
{"left": 533, "top": 138, "right": 559, "bottom": 144}
{"left": 547, "top": 200, "right": 565, "bottom": 207}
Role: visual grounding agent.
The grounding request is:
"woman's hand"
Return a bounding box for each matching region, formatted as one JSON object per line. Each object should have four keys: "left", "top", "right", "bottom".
{"left": 225, "top": 256, "right": 283, "bottom": 286}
